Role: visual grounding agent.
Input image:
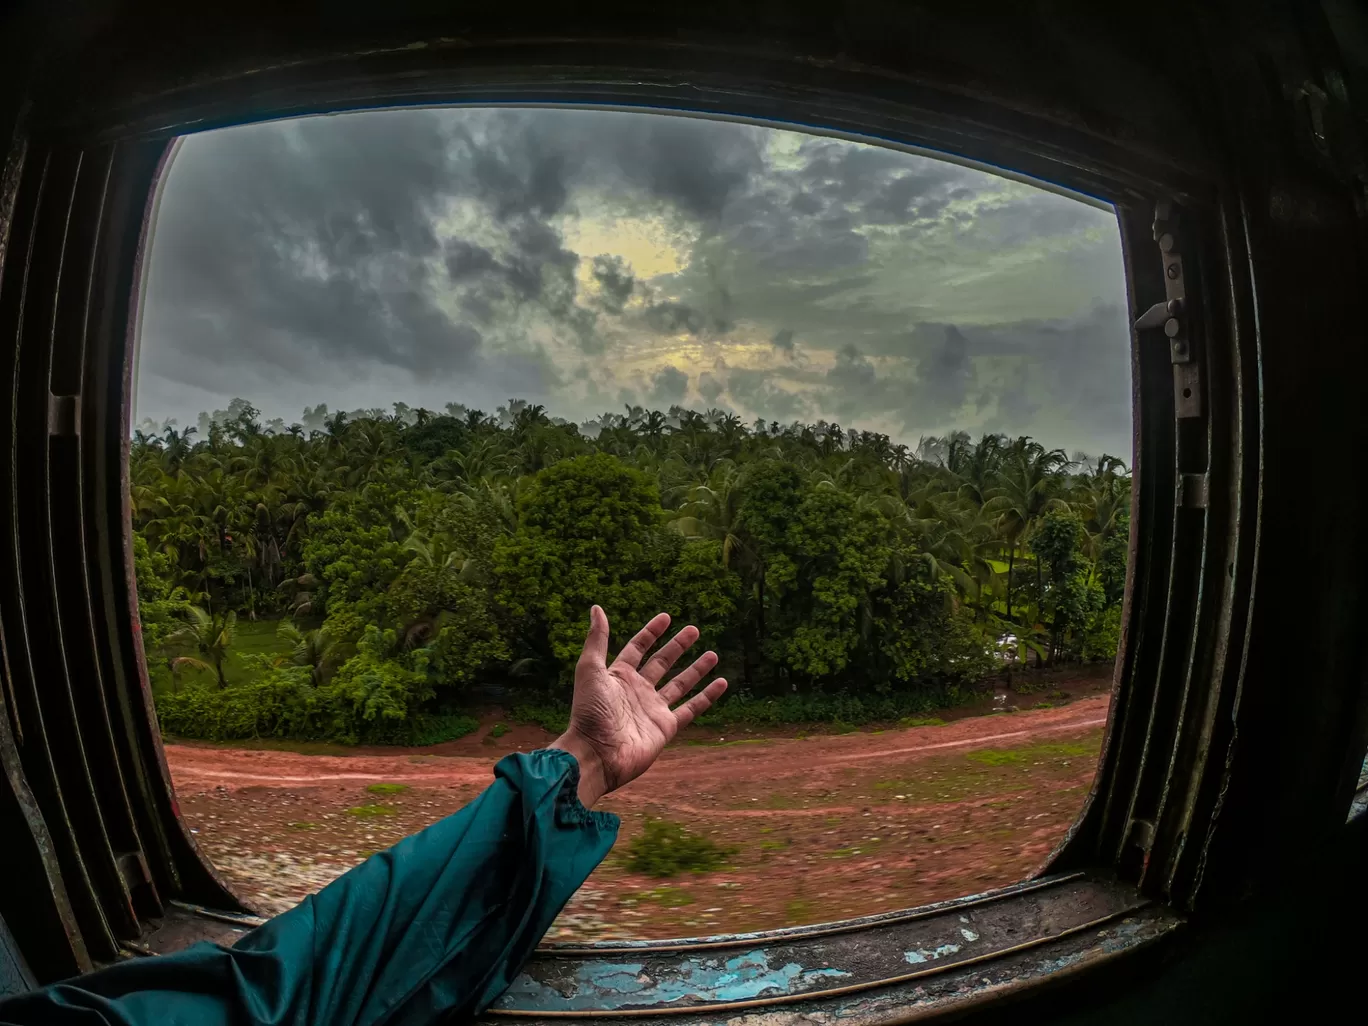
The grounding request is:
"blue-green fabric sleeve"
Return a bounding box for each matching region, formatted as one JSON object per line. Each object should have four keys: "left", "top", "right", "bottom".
{"left": 0, "top": 748, "right": 619, "bottom": 1026}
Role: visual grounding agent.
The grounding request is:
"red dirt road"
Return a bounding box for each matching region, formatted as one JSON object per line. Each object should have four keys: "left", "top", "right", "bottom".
{"left": 166, "top": 693, "right": 1110, "bottom": 941}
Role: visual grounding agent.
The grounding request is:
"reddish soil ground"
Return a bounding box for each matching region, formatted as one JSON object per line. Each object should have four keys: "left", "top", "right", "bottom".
{"left": 165, "top": 669, "right": 1112, "bottom": 942}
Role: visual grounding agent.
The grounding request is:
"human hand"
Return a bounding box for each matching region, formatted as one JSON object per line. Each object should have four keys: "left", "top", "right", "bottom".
{"left": 550, "top": 606, "right": 727, "bottom": 807}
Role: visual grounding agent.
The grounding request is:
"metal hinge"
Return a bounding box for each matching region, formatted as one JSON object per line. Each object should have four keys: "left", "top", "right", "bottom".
{"left": 47, "top": 393, "right": 80, "bottom": 436}
{"left": 1133, "top": 200, "right": 1201, "bottom": 420}
{"left": 1178, "top": 472, "right": 1209, "bottom": 509}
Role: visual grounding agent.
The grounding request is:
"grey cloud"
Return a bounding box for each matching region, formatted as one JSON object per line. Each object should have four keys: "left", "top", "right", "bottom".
{"left": 771, "top": 328, "right": 796, "bottom": 355}
{"left": 591, "top": 255, "right": 636, "bottom": 313}
{"left": 649, "top": 365, "right": 689, "bottom": 406}
{"left": 697, "top": 372, "right": 726, "bottom": 404}
{"left": 913, "top": 326, "right": 975, "bottom": 419}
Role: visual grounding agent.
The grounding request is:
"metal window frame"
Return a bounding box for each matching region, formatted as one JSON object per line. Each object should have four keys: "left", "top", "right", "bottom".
{"left": 1, "top": 5, "right": 1366, "bottom": 1021}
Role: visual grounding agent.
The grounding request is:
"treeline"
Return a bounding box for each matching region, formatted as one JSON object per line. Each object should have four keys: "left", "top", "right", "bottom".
{"left": 133, "top": 399, "right": 1129, "bottom": 743}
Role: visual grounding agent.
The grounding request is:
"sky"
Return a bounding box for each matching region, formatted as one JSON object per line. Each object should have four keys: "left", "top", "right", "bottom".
{"left": 134, "top": 106, "right": 1132, "bottom": 457}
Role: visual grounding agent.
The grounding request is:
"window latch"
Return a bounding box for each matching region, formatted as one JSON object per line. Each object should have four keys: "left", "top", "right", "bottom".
{"left": 1133, "top": 200, "right": 1201, "bottom": 420}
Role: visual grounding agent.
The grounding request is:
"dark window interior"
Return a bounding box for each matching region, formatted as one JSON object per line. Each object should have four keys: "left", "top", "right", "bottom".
{"left": 1, "top": 2, "right": 1366, "bottom": 1021}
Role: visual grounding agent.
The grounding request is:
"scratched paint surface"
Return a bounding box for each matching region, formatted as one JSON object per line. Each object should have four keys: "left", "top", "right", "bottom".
{"left": 492, "top": 949, "right": 851, "bottom": 1011}
{"left": 481, "top": 907, "right": 1182, "bottom": 1022}
{"left": 490, "top": 876, "right": 1146, "bottom": 1013}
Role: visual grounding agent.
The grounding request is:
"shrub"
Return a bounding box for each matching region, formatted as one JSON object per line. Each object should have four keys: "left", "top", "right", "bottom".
{"left": 155, "top": 665, "right": 319, "bottom": 741}
{"left": 489, "top": 722, "right": 509, "bottom": 738}
{"left": 625, "top": 818, "right": 736, "bottom": 877}
{"left": 695, "top": 685, "right": 971, "bottom": 729}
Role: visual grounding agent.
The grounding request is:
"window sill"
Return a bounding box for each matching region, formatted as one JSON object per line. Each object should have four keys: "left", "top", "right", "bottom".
{"left": 484, "top": 873, "right": 1181, "bottom": 1021}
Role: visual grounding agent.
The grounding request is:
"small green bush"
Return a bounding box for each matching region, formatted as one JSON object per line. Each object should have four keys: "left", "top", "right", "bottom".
{"left": 366, "top": 783, "right": 409, "bottom": 795}
{"left": 489, "top": 722, "right": 509, "bottom": 739}
{"left": 899, "top": 716, "right": 946, "bottom": 727}
{"left": 625, "top": 818, "right": 736, "bottom": 878}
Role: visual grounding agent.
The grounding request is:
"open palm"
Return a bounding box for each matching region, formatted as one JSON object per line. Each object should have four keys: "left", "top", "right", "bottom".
{"left": 553, "top": 606, "right": 726, "bottom": 805}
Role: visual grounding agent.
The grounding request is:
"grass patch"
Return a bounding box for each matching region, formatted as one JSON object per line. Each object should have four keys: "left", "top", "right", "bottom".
{"left": 149, "top": 618, "right": 292, "bottom": 694}
{"left": 366, "top": 783, "right": 409, "bottom": 796}
{"left": 899, "top": 716, "right": 946, "bottom": 728}
{"left": 759, "top": 839, "right": 789, "bottom": 851}
{"left": 625, "top": 818, "right": 737, "bottom": 878}
{"left": 635, "top": 885, "right": 695, "bottom": 907}
{"left": 830, "top": 837, "right": 882, "bottom": 859}
{"left": 488, "top": 722, "right": 509, "bottom": 739}
{"left": 966, "top": 740, "right": 1095, "bottom": 766}
{"left": 345, "top": 804, "right": 397, "bottom": 818}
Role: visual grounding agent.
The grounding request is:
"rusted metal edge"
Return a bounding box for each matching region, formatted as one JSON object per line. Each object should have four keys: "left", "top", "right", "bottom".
{"left": 488, "top": 902, "right": 1174, "bottom": 1020}
{"left": 538, "top": 870, "right": 1087, "bottom": 956}
{"left": 489, "top": 876, "right": 1148, "bottom": 1017}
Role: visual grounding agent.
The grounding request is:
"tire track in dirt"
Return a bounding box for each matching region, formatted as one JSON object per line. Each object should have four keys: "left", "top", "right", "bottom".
{"left": 164, "top": 696, "right": 1110, "bottom": 794}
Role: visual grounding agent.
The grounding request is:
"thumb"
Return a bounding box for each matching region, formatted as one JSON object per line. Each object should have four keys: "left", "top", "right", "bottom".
{"left": 578, "top": 605, "right": 609, "bottom": 670}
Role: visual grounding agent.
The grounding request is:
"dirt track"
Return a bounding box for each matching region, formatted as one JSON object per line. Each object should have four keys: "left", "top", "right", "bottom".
{"left": 166, "top": 692, "right": 1111, "bottom": 940}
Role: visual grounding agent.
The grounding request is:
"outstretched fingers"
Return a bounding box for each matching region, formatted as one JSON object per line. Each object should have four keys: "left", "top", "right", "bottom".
{"left": 672, "top": 678, "right": 728, "bottom": 729}
{"left": 612, "top": 612, "right": 672, "bottom": 671}
{"left": 656, "top": 649, "right": 718, "bottom": 704}
{"left": 639, "top": 625, "right": 700, "bottom": 684}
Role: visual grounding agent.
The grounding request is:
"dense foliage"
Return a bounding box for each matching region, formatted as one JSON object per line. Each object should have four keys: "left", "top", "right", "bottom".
{"left": 133, "top": 399, "right": 1129, "bottom": 742}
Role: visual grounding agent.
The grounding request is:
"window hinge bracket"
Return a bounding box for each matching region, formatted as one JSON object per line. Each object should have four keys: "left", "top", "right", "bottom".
{"left": 1178, "top": 472, "right": 1209, "bottom": 509}
{"left": 1134, "top": 200, "right": 1201, "bottom": 419}
{"left": 47, "top": 393, "right": 80, "bottom": 436}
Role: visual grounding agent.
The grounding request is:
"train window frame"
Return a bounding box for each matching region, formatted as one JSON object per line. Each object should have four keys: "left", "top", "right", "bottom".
{"left": 2, "top": 14, "right": 1364, "bottom": 1022}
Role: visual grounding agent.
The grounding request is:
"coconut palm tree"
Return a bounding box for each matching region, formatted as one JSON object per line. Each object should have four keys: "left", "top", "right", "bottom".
{"left": 275, "top": 622, "right": 348, "bottom": 685}
{"left": 167, "top": 606, "right": 237, "bottom": 688}
{"left": 983, "top": 438, "right": 1073, "bottom": 623}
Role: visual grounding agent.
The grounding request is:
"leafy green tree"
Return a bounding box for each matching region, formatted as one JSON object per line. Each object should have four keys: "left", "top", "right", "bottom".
{"left": 494, "top": 454, "right": 665, "bottom": 681}
{"left": 666, "top": 540, "right": 742, "bottom": 653}
{"left": 764, "top": 486, "right": 889, "bottom": 682}
{"left": 322, "top": 627, "right": 431, "bottom": 742}
{"left": 133, "top": 533, "right": 192, "bottom": 650}
{"left": 385, "top": 563, "right": 509, "bottom": 689}
{"left": 302, "top": 492, "right": 410, "bottom": 638}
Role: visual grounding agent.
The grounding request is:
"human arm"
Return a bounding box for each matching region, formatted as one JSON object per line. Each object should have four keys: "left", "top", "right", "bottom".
{"left": 0, "top": 608, "right": 725, "bottom": 1026}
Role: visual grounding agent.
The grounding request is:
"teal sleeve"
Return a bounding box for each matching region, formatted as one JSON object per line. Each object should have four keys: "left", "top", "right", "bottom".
{"left": 0, "top": 748, "right": 619, "bottom": 1026}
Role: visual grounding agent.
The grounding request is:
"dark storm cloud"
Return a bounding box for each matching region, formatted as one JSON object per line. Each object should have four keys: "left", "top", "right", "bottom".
{"left": 771, "top": 328, "right": 796, "bottom": 356}
{"left": 139, "top": 108, "right": 768, "bottom": 417}
{"left": 649, "top": 365, "right": 689, "bottom": 406}
{"left": 697, "top": 372, "right": 726, "bottom": 405}
{"left": 591, "top": 255, "right": 636, "bottom": 313}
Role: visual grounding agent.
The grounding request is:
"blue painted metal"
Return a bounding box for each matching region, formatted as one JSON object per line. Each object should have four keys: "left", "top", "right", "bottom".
{"left": 498, "top": 950, "right": 851, "bottom": 1012}
{"left": 488, "top": 874, "right": 1156, "bottom": 1017}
